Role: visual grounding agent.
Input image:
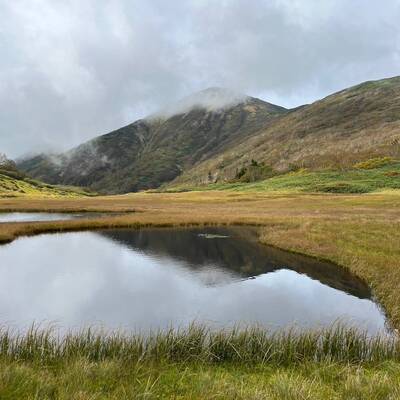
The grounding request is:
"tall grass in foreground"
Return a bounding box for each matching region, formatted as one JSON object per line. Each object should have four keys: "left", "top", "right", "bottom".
{"left": 0, "top": 324, "right": 398, "bottom": 366}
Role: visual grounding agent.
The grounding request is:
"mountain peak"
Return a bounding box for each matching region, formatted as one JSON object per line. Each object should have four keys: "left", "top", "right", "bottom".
{"left": 182, "top": 86, "right": 249, "bottom": 108}
{"left": 151, "top": 87, "right": 250, "bottom": 119}
{"left": 195, "top": 86, "right": 246, "bottom": 96}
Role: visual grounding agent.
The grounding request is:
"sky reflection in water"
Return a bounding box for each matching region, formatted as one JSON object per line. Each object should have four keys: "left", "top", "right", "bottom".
{"left": 0, "top": 228, "right": 388, "bottom": 334}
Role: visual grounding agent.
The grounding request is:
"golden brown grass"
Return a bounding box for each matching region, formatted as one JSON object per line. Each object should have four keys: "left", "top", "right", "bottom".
{"left": 0, "top": 190, "right": 400, "bottom": 398}
{"left": 1, "top": 359, "right": 399, "bottom": 399}
{"left": 0, "top": 189, "right": 400, "bottom": 330}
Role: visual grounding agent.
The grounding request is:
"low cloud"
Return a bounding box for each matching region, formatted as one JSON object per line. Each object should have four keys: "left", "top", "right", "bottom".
{"left": 1, "top": 0, "right": 399, "bottom": 158}
{"left": 151, "top": 87, "right": 249, "bottom": 119}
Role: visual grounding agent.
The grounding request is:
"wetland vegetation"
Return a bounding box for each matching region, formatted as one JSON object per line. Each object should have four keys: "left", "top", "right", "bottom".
{"left": 0, "top": 190, "right": 398, "bottom": 397}
{"left": 0, "top": 324, "right": 400, "bottom": 399}
{"left": 0, "top": 181, "right": 399, "bottom": 398}
{"left": 2, "top": 4, "right": 400, "bottom": 396}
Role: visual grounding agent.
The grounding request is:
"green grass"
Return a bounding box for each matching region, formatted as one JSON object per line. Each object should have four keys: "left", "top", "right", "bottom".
{"left": 2, "top": 359, "right": 400, "bottom": 399}
{"left": 0, "top": 172, "right": 399, "bottom": 397}
{"left": 1, "top": 325, "right": 397, "bottom": 366}
{"left": 0, "top": 325, "right": 399, "bottom": 399}
{"left": 1, "top": 359, "right": 399, "bottom": 399}
{"left": 0, "top": 168, "right": 93, "bottom": 198}
{"left": 165, "top": 161, "right": 400, "bottom": 194}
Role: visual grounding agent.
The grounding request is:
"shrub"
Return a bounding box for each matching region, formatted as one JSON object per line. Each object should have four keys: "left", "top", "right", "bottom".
{"left": 384, "top": 171, "right": 400, "bottom": 177}
{"left": 354, "top": 157, "right": 394, "bottom": 170}
{"left": 312, "top": 182, "right": 370, "bottom": 194}
{"left": 235, "top": 166, "right": 247, "bottom": 180}
{"left": 235, "top": 163, "right": 275, "bottom": 183}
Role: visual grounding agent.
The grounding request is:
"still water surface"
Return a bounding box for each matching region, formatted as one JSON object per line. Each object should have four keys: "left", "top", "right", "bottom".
{"left": 0, "top": 227, "right": 388, "bottom": 334}
{"left": 0, "top": 212, "right": 92, "bottom": 223}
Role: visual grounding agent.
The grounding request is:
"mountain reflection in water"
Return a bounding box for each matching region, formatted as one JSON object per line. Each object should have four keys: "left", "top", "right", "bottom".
{"left": 99, "top": 227, "right": 371, "bottom": 299}
{"left": 0, "top": 227, "right": 388, "bottom": 334}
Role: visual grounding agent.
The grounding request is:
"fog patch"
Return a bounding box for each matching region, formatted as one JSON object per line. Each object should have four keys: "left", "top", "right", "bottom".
{"left": 0, "top": 153, "right": 14, "bottom": 168}
{"left": 150, "top": 88, "right": 249, "bottom": 120}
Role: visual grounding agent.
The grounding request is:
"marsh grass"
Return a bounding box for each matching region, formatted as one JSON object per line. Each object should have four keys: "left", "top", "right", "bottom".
{"left": 0, "top": 191, "right": 399, "bottom": 397}
{"left": 0, "top": 324, "right": 398, "bottom": 366}
{"left": 2, "top": 325, "right": 400, "bottom": 398}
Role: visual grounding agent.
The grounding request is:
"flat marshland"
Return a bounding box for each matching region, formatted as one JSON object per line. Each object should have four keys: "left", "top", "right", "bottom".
{"left": 0, "top": 187, "right": 400, "bottom": 398}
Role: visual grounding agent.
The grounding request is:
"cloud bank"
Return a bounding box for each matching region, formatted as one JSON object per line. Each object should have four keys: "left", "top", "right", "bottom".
{"left": 0, "top": 0, "right": 399, "bottom": 157}
{"left": 151, "top": 87, "right": 250, "bottom": 119}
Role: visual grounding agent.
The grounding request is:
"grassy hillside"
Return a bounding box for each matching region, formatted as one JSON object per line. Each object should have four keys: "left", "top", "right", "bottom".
{"left": 174, "top": 76, "right": 400, "bottom": 186}
{"left": 18, "top": 90, "right": 285, "bottom": 193}
{"left": 0, "top": 168, "right": 92, "bottom": 198}
{"left": 165, "top": 157, "right": 400, "bottom": 194}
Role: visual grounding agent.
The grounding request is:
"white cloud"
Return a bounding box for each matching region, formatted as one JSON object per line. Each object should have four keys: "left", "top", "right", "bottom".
{"left": 0, "top": 0, "right": 399, "bottom": 157}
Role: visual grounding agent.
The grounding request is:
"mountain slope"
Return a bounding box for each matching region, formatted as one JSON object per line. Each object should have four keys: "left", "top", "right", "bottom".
{"left": 172, "top": 76, "right": 400, "bottom": 186}
{"left": 19, "top": 77, "right": 400, "bottom": 193}
{"left": 19, "top": 88, "right": 286, "bottom": 193}
{"left": 0, "top": 164, "right": 90, "bottom": 198}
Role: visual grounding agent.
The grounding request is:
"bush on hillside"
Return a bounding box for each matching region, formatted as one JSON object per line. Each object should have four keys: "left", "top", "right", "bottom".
{"left": 354, "top": 157, "right": 394, "bottom": 170}
{"left": 234, "top": 160, "right": 276, "bottom": 183}
{"left": 312, "top": 182, "right": 370, "bottom": 194}
{"left": 384, "top": 171, "right": 400, "bottom": 177}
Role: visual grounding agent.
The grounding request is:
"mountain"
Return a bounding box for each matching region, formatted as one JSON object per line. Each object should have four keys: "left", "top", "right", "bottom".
{"left": 18, "top": 88, "right": 286, "bottom": 193}
{"left": 171, "top": 76, "right": 400, "bottom": 186}
{"left": 19, "top": 77, "right": 400, "bottom": 193}
{"left": 0, "top": 153, "right": 17, "bottom": 171}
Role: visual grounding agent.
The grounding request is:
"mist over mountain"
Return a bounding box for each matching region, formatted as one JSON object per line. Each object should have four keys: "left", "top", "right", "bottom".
{"left": 151, "top": 88, "right": 251, "bottom": 119}
{"left": 18, "top": 88, "right": 285, "bottom": 193}
{"left": 18, "top": 77, "right": 400, "bottom": 193}
{"left": 0, "top": 154, "right": 17, "bottom": 171}
{"left": 173, "top": 76, "right": 400, "bottom": 186}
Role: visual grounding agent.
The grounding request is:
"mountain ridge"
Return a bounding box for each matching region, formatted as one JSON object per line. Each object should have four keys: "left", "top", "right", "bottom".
{"left": 18, "top": 90, "right": 286, "bottom": 193}
{"left": 171, "top": 76, "right": 400, "bottom": 186}
{"left": 0, "top": 154, "right": 91, "bottom": 198}
{"left": 18, "top": 77, "right": 400, "bottom": 193}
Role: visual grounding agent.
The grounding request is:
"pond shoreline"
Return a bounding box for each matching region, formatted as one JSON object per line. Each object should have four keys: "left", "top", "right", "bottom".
{"left": 1, "top": 226, "right": 385, "bottom": 334}
{"left": 0, "top": 191, "right": 398, "bottom": 332}
{"left": 0, "top": 192, "right": 399, "bottom": 397}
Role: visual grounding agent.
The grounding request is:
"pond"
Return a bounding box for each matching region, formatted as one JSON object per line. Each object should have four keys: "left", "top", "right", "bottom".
{"left": 0, "top": 212, "right": 107, "bottom": 223}
{"left": 0, "top": 227, "right": 389, "bottom": 334}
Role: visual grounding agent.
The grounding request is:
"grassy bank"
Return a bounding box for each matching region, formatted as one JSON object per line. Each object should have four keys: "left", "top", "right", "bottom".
{"left": 2, "top": 358, "right": 400, "bottom": 399}
{"left": 0, "top": 325, "right": 399, "bottom": 399}
{"left": 3, "top": 325, "right": 398, "bottom": 365}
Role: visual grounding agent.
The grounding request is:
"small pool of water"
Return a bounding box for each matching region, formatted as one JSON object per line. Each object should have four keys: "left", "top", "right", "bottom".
{"left": 0, "top": 227, "right": 389, "bottom": 334}
{"left": 0, "top": 212, "right": 105, "bottom": 223}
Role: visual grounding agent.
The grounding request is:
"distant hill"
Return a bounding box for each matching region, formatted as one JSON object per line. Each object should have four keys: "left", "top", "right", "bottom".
{"left": 18, "top": 88, "right": 286, "bottom": 193}
{"left": 18, "top": 77, "right": 400, "bottom": 193}
{"left": 0, "top": 153, "right": 17, "bottom": 171}
{"left": 0, "top": 154, "right": 91, "bottom": 198}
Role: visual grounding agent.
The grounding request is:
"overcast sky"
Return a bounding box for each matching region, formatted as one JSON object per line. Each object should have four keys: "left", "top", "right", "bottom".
{"left": 1, "top": 0, "right": 399, "bottom": 158}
